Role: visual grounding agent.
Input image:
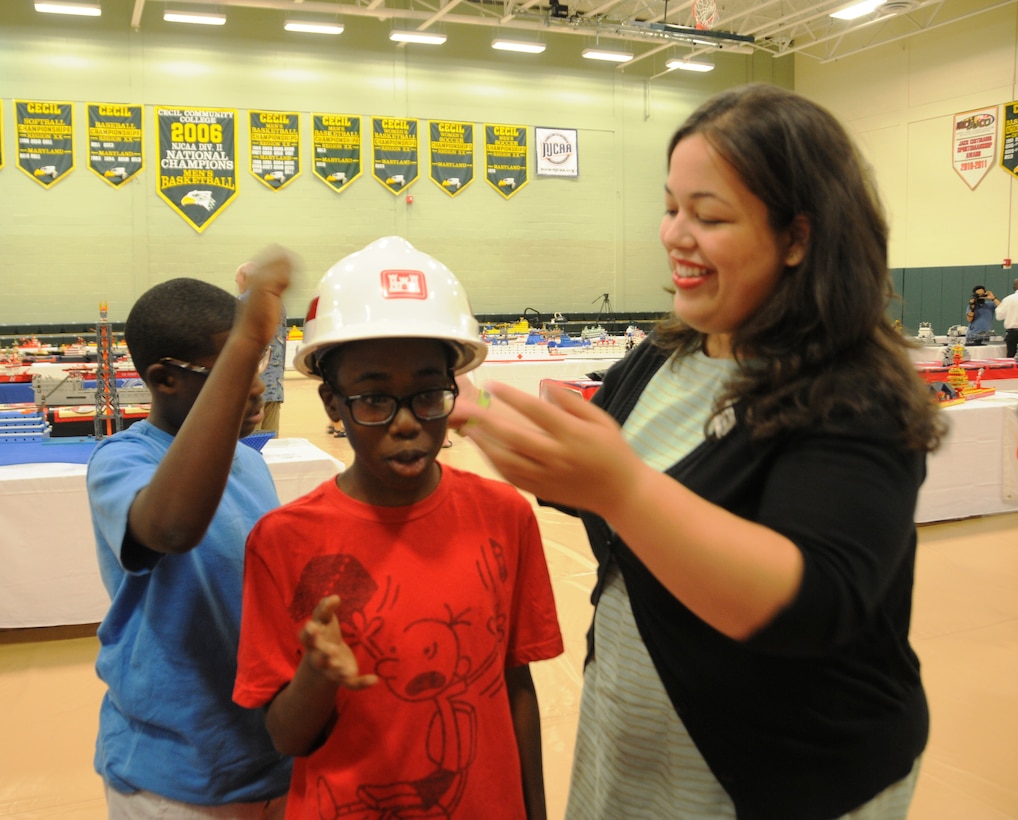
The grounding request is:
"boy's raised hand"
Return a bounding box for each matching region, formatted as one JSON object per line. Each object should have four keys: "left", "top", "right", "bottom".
{"left": 238, "top": 244, "right": 300, "bottom": 348}
{"left": 300, "top": 595, "right": 379, "bottom": 691}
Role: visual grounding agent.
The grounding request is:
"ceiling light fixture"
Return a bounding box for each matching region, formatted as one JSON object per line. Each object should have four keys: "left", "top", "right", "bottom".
{"left": 35, "top": 2, "right": 101, "bottom": 15}
{"left": 830, "top": 0, "right": 886, "bottom": 20}
{"left": 163, "top": 9, "right": 227, "bottom": 25}
{"left": 389, "top": 30, "right": 447, "bottom": 44}
{"left": 581, "top": 47, "right": 633, "bottom": 63}
{"left": 666, "top": 58, "right": 714, "bottom": 72}
{"left": 285, "top": 20, "right": 344, "bottom": 35}
{"left": 491, "top": 39, "right": 546, "bottom": 54}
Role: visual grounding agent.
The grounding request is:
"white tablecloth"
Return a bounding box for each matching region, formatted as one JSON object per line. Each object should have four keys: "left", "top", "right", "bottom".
{"left": 916, "top": 391, "right": 1018, "bottom": 523}
{"left": 0, "top": 438, "right": 343, "bottom": 628}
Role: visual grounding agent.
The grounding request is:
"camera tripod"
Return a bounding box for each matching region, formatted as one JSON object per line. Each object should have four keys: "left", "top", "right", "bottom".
{"left": 592, "top": 292, "right": 615, "bottom": 324}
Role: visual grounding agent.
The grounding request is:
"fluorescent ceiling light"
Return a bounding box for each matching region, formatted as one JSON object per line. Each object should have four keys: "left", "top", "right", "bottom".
{"left": 389, "top": 30, "right": 447, "bottom": 44}
{"left": 35, "top": 2, "right": 101, "bottom": 15}
{"left": 582, "top": 48, "right": 633, "bottom": 63}
{"left": 666, "top": 58, "right": 715, "bottom": 72}
{"left": 491, "top": 39, "right": 546, "bottom": 54}
{"left": 163, "top": 9, "right": 227, "bottom": 25}
{"left": 285, "top": 20, "right": 344, "bottom": 35}
{"left": 830, "top": 0, "right": 886, "bottom": 20}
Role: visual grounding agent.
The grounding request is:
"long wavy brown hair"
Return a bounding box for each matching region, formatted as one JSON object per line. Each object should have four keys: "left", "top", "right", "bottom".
{"left": 655, "top": 84, "right": 944, "bottom": 452}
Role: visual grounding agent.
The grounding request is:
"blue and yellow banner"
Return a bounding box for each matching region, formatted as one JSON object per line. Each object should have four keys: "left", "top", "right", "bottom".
{"left": 312, "top": 113, "right": 361, "bottom": 192}
{"left": 249, "top": 110, "right": 300, "bottom": 191}
{"left": 484, "top": 123, "right": 527, "bottom": 199}
{"left": 372, "top": 116, "right": 419, "bottom": 194}
{"left": 156, "top": 107, "right": 238, "bottom": 233}
{"left": 16, "top": 99, "right": 74, "bottom": 188}
{"left": 1001, "top": 100, "right": 1018, "bottom": 181}
{"left": 88, "top": 103, "right": 143, "bottom": 188}
{"left": 429, "top": 120, "right": 473, "bottom": 196}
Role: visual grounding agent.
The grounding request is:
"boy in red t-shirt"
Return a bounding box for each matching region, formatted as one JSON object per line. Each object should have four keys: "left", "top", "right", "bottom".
{"left": 234, "top": 237, "right": 564, "bottom": 819}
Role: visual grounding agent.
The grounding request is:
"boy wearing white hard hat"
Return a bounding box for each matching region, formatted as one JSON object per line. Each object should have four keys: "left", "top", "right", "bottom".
{"left": 234, "top": 237, "right": 564, "bottom": 819}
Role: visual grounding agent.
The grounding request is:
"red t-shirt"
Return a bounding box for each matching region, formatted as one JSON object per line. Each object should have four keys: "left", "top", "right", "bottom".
{"left": 234, "top": 465, "right": 564, "bottom": 819}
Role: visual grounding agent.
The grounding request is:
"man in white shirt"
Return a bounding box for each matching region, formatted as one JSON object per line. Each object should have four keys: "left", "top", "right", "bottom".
{"left": 994, "top": 277, "right": 1018, "bottom": 358}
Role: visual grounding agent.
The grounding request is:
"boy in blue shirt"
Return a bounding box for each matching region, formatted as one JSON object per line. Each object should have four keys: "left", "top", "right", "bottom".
{"left": 87, "top": 246, "right": 296, "bottom": 818}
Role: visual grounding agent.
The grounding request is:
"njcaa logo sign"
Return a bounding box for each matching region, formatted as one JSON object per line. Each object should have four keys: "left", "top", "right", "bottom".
{"left": 535, "top": 127, "right": 578, "bottom": 177}
{"left": 540, "top": 132, "right": 573, "bottom": 164}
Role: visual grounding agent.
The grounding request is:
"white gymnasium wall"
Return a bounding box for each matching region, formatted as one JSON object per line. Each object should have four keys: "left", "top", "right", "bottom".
{"left": 0, "top": 0, "right": 791, "bottom": 325}
{"left": 795, "top": 3, "right": 1018, "bottom": 271}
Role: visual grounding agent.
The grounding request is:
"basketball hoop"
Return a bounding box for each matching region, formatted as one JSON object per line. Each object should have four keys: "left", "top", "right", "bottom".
{"left": 693, "top": 0, "right": 718, "bottom": 29}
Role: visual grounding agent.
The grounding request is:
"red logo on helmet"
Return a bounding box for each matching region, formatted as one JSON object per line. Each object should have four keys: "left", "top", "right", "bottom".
{"left": 380, "top": 269, "right": 428, "bottom": 300}
{"left": 304, "top": 296, "right": 319, "bottom": 323}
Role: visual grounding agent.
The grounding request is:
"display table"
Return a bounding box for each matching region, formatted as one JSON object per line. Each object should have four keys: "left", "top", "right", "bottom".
{"left": 908, "top": 343, "right": 1007, "bottom": 363}
{"left": 474, "top": 356, "right": 618, "bottom": 396}
{"left": 0, "top": 438, "right": 343, "bottom": 628}
{"left": 916, "top": 392, "right": 1018, "bottom": 523}
{"left": 914, "top": 359, "right": 1018, "bottom": 392}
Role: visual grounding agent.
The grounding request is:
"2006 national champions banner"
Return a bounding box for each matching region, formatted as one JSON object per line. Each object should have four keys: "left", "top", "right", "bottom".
{"left": 88, "top": 103, "right": 143, "bottom": 187}
{"left": 15, "top": 99, "right": 74, "bottom": 188}
{"left": 484, "top": 123, "right": 527, "bottom": 198}
{"left": 156, "top": 106, "right": 237, "bottom": 233}
{"left": 429, "top": 120, "right": 473, "bottom": 196}
{"left": 312, "top": 113, "right": 361, "bottom": 192}
{"left": 372, "top": 116, "right": 419, "bottom": 194}
{"left": 249, "top": 110, "right": 300, "bottom": 191}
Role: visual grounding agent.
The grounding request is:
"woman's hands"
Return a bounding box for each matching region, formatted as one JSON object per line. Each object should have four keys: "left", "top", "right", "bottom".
{"left": 454, "top": 382, "right": 645, "bottom": 518}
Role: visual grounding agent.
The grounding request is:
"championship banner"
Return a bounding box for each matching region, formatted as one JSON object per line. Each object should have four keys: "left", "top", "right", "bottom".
{"left": 249, "top": 110, "right": 300, "bottom": 191}
{"left": 371, "top": 116, "right": 419, "bottom": 194}
{"left": 952, "top": 107, "right": 996, "bottom": 190}
{"left": 1002, "top": 100, "right": 1018, "bottom": 181}
{"left": 429, "top": 120, "right": 473, "bottom": 196}
{"left": 484, "top": 124, "right": 527, "bottom": 198}
{"left": 88, "top": 103, "right": 143, "bottom": 187}
{"left": 536, "top": 127, "right": 578, "bottom": 177}
{"left": 15, "top": 99, "right": 74, "bottom": 188}
{"left": 312, "top": 113, "right": 361, "bottom": 192}
{"left": 156, "top": 107, "right": 238, "bottom": 233}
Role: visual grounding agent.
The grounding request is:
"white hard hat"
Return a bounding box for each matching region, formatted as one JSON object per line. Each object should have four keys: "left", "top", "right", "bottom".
{"left": 294, "top": 236, "right": 488, "bottom": 379}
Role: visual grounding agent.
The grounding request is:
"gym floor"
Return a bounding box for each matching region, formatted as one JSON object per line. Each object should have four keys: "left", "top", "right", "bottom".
{"left": 1, "top": 372, "right": 1016, "bottom": 818}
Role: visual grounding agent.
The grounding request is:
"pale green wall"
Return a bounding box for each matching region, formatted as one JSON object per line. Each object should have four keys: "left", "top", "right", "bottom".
{"left": 795, "top": 3, "right": 1018, "bottom": 272}
{"left": 0, "top": 0, "right": 791, "bottom": 325}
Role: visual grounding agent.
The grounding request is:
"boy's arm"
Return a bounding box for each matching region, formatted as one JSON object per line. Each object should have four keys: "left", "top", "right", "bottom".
{"left": 265, "top": 595, "right": 378, "bottom": 756}
{"left": 127, "top": 246, "right": 294, "bottom": 555}
{"left": 506, "top": 663, "right": 548, "bottom": 820}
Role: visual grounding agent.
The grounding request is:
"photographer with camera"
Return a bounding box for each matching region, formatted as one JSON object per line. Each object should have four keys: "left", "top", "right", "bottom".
{"left": 965, "top": 284, "right": 999, "bottom": 345}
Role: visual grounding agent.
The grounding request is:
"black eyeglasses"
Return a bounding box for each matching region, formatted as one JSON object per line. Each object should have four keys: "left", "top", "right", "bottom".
{"left": 160, "top": 348, "right": 271, "bottom": 377}
{"left": 328, "top": 383, "right": 459, "bottom": 426}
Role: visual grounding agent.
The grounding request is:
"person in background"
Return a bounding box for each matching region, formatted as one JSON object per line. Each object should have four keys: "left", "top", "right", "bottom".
{"left": 88, "top": 247, "right": 297, "bottom": 817}
{"left": 965, "top": 284, "right": 998, "bottom": 345}
{"left": 233, "top": 237, "right": 563, "bottom": 819}
{"left": 237, "top": 260, "right": 287, "bottom": 435}
{"left": 453, "top": 84, "right": 945, "bottom": 819}
{"left": 994, "top": 277, "right": 1018, "bottom": 357}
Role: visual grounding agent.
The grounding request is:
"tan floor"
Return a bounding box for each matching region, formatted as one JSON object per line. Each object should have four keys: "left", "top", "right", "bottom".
{"left": 1, "top": 372, "right": 1016, "bottom": 819}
